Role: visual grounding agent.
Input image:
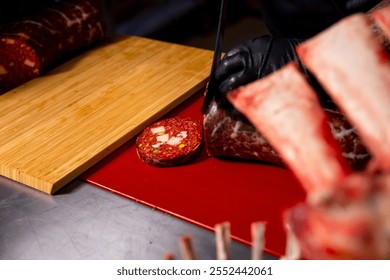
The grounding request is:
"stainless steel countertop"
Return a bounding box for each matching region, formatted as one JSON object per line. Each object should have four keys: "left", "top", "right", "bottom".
{"left": 0, "top": 176, "right": 276, "bottom": 260}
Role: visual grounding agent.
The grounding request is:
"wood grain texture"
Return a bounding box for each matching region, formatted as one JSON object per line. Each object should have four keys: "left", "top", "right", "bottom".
{"left": 0, "top": 36, "right": 213, "bottom": 194}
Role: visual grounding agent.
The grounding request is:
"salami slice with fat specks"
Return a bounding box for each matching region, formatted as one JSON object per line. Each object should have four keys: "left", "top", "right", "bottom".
{"left": 136, "top": 117, "right": 203, "bottom": 167}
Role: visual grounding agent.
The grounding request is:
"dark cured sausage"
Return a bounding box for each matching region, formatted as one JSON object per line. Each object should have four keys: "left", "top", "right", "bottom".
{"left": 136, "top": 117, "right": 203, "bottom": 167}
{"left": 0, "top": 37, "right": 41, "bottom": 92}
{"left": 203, "top": 98, "right": 370, "bottom": 171}
{"left": 0, "top": 0, "right": 105, "bottom": 93}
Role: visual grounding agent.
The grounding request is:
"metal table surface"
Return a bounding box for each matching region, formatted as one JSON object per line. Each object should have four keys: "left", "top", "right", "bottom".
{"left": 0, "top": 176, "right": 276, "bottom": 260}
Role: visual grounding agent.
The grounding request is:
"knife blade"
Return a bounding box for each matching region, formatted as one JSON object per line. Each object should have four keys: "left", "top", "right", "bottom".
{"left": 201, "top": 0, "right": 227, "bottom": 114}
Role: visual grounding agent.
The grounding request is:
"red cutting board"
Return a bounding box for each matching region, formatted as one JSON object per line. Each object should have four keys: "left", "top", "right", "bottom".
{"left": 81, "top": 91, "right": 306, "bottom": 258}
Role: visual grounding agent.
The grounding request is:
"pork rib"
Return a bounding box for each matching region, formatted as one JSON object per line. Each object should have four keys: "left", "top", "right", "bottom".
{"left": 372, "top": 5, "right": 390, "bottom": 39}
{"left": 227, "top": 62, "right": 351, "bottom": 196}
{"left": 286, "top": 172, "right": 390, "bottom": 259}
{"left": 226, "top": 10, "right": 390, "bottom": 260}
{"left": 297, "top": 13, "right": 390, "bottom": 172}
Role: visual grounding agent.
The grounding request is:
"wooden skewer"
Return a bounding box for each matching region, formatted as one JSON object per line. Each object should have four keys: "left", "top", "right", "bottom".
{"left": 179, "top": 235, "right": 197, "bottom": 260}
{"left": 164, "top": 251, "right": 176, "bottom": 260}
{"left": 166, "top": 221, "right": 301, "bottom": 260}
{"left": 251, "top": 221, "right": 266, "bottom": 260}
{"left": 280, "top": 222, "right": 301, "bottom": 260}
{"left": 215, "top": 221, "right": 231, "bottom": 260}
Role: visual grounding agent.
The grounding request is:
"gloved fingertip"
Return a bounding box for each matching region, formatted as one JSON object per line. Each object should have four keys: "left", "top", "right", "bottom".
{"left": 214, "top": 59, "right": 230, "bottom": 80}
{"left": 224, "top": 47, "right": 241, "bottom": 57}
{"left": 215, "top": 53, "right": 245, "bottom": 80}
{"left": 218, "top": 81, "right": 233, "bottom": 96}
{"left": 227, "top": 75, "right": 238, "bottom": 87}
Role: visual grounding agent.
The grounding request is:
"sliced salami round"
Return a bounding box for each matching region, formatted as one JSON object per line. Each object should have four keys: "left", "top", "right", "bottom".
{"left": 136, "top": 117, "right": 203, "bottom": 167}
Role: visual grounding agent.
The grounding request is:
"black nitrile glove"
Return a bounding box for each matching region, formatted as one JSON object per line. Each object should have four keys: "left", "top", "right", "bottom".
{"left": 214, "top": 35, "right": 331, "bottom": 111}
{"left": 215, "top": 35, "right": 303, "bottom": 96}
{"left": 212, "top": 36, "right": 303, "bottom": 117}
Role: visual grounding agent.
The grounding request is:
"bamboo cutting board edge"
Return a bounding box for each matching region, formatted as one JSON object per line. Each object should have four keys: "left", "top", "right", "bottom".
{"left": 50, "top": 79, "right": 208, "bottom": 194}
{"left": 0, "top": 36, "right": 213, "bottom": 194}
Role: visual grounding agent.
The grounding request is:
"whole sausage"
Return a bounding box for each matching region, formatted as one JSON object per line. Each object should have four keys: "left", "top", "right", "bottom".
{"left": 0, "top": 0, "right": 105, "bottom": 93}
{"left": 203, "top": 98, "right": 370, "bottom": 171}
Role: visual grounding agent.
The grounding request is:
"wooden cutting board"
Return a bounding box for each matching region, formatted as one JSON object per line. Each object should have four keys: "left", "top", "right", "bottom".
{"left": 0, "top": 36, "right": 213, "bottom": 194}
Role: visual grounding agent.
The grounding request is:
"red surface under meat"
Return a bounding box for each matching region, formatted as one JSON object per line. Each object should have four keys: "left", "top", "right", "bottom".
{"left": 136, "top": 117, "right": 203, "bottom": 167}
{"left": 82, "top": 92, "right": 307, "bottom": 257}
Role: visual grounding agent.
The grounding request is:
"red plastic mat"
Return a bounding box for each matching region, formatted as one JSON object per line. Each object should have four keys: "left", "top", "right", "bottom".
{"left": 81, "top": 92, "right": 306, "bottom": 257}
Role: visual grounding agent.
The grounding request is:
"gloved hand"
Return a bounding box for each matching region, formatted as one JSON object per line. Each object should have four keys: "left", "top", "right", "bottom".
{"left": 214, "top": 35, "right": 330, "bottom": 111}
{"left": 215, "top": 35, "right": 303, "bottom": 96}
